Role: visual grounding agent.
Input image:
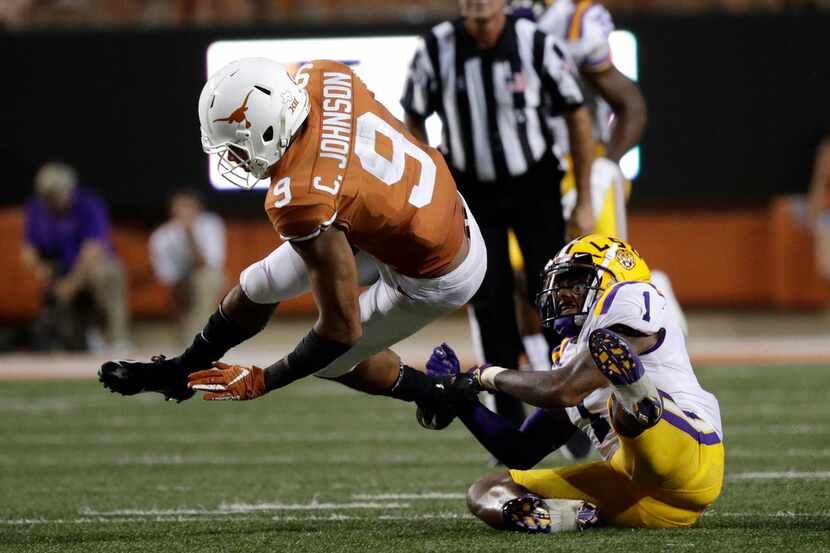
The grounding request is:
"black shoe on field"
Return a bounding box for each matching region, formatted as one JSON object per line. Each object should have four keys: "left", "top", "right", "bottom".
{"left": 415, "top": 401, "right": 456, "bottom": 430}
{"left": 98, "top": 355, "right": 195, "bottom": 402}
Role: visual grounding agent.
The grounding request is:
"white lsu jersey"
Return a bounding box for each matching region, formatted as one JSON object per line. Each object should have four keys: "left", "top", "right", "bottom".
{"left": 554, "top": 281, "right": 723, "bottom": 460}
{"left": 536, "top": 0, "right": 615, "bottom": 153}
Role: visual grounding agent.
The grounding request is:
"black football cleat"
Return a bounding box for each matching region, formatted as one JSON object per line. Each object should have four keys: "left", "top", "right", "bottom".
{"left": 415, "top": 400, "right": 456, "bottom": 430}
{"left": 98, "top": 355, "right": 194, "bottom": 402}
{"left": 415, "top": 374, "right": 479, "bottom": 430}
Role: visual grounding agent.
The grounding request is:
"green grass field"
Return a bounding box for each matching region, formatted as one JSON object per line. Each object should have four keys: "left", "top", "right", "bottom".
{"left": 2, "top": 364, "right": 829, "bottom": 552}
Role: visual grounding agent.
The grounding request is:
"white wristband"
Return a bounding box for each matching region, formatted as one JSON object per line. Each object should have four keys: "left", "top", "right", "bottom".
{"left": 479, "top": 366, "right": 508, "bottom": 391}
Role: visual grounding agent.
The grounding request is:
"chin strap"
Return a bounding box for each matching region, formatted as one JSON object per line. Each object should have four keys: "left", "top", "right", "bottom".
{"left": 554, "top": 315, "right": 582, "bottom": 339}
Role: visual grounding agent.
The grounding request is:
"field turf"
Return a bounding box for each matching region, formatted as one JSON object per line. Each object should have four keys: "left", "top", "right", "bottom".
{"left": 2, "top": 363, "right": 829, "bottom": 552}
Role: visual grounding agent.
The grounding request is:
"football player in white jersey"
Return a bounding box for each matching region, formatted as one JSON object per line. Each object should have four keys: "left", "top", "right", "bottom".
{"left": 507, "top": 0, "right": 685, "bottom": 373}
{"left": 512, "top": 0, "right": 644, "bottom": 239}
{"left": 423, "top": 234, "right": 723, "bottom": 530}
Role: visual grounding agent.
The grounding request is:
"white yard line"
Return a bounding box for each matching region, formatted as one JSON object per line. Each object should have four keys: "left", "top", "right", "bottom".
{"left": 79, "top": 501, "right": 411, "bottom": 517}
{"left": 0, "top": 452, "right": 485, "bottom": 467}
{"left": 728, "top": 448, "right": 830, "bottom": 458}
{"left": 728, "top": 470, "right": 830, "bottom": 481}
{"left": 0, "top": 513, "right": 474, "bottom": 526}
{"left": 3, "top": 431, "right": 471, "bottom": 447}
{"left": 704, "top": 511, "right": 830, "bottom": 518}
{"left": 4, "top": 509, "right": 829, "bottom": 527}
{"left": 721, "top": 424, "right": 830, "bottom": 436}
{"left": 352, "top": 493, "right": 466, "bottom": 500}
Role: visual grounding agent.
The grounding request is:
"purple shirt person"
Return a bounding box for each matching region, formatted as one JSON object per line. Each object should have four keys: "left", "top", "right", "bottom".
{"left": 21, "top": 162, "right": 116, "bottom": 302}
{"left": 21, "top": 162, "right": 129, "bottom": 351}
{"left": 24, "top": 186, "right": 115, "bottom": 276}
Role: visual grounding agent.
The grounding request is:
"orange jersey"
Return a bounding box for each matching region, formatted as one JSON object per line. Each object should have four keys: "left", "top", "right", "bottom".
{"left": 265, "top": 60, "right": 465, "bottom": 279}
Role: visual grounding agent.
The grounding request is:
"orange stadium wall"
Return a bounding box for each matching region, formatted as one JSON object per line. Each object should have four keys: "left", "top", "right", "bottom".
{"left": 0, "top": 197, "right": 827, "bottom": 320}
{"left": 628, "top": 197, "right": 829, "bottom": 308}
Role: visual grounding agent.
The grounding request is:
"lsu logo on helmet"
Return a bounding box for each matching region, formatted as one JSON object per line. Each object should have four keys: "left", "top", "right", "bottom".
{"left": 538, "top": 234, "right": 651, "bottom": 337}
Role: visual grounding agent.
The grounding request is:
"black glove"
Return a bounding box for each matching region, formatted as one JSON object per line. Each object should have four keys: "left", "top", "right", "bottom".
{"left": 445, "top": 372, "right": 484, "bottom": 405}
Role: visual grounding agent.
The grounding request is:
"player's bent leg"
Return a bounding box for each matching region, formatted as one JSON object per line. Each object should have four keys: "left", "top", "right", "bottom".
{"left": 509, "top": 461, "right": 700, "bottom": 528}
{"left": 321, "top": 204, "right": 487, "bottom": 426}
{"left": 333, "top": 349, "right": 403, "bottom": 394}
{"left": 313, "top": 276, "right": 459, "bottom": 427}
{"left": 467, "top": 471, "right": 529, "bottom": 530}
{"left": 468, "top": 470, "right": 600, "bottom": 532}
{"left": 588, "top": 328, "right": 663, "bottom": 427}
{"left": 608, "top": 395, "right": 725, "bottom": 517}
{"left": 588, "top": 327, "right": 724, "bottom": 514}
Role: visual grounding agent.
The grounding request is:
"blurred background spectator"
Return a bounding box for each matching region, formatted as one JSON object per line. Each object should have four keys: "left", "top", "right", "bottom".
{"left": 0, "top": 0, "right": 827, "bottom": 354}
{"left": 21, "top": 162, "right": 130, "bottom": 351}
{"left": 809, "top": 134, "right": 830, "bottom": 283}
{"left": 149, "top": 188, "right": 226, "bottom": 346}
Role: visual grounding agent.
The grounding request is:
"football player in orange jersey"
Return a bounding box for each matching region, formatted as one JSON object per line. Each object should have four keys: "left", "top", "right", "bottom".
{"left": 99, "top": 57, "right": 486, "bottom": 427}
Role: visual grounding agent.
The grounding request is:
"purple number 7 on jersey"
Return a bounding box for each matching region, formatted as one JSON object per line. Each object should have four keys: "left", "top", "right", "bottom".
{"left": 643, "top": 291, "right": 651, "bottom": 322}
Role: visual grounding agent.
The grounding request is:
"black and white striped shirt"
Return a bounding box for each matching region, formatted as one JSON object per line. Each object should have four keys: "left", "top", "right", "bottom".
{"left": 402, "top": 15, "right": 584, "bottom": 183}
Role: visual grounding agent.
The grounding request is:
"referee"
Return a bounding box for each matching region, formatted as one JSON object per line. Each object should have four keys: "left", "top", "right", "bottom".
{"left": 402, "top": 0, "right": 595, "bottom": 428}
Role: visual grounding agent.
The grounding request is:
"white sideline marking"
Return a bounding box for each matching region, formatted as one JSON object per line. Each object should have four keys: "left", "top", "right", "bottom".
{"left": 5, "top": 430, "right": 472, "bottom": 447}
{"left": 78, "top": 501, "right": 410, "bottom": 517}
{"left": 729, "top": 470, "right": 830, "bottom": 481}
{"left": 352, "top": 493, "right": 466, "bottom": 500}
{"left": 704, "top": 511, "right": 830, "bottom": 518}
{"left": 0, "top": 453, "right": 485, "bottom": 468}
{"left": 219, "top": 501, "right": 410, "bottom": 513}
{"left": 5, "top": 511, "right": 830, "bottom": 527}
{"left": 728, "top": 448, "right": 830, "bottom": 459}
{"left": 724, "top": 425, "right": 830, "bottom": 436}
{"left": 0, "top": 513, "right": 472, "bottom": 526}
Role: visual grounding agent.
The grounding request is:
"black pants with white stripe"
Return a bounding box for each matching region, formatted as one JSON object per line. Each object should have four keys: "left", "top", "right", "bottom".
{"left": 454, "top": 154, "right": 567, "bottom": 426}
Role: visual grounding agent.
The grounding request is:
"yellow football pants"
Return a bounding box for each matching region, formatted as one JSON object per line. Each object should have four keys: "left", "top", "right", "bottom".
{"left": 509, "top": 401, "right": 724, "bottom": 528}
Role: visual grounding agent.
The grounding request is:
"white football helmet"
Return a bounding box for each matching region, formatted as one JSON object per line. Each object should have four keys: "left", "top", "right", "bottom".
{"left": 198, "top": 57, "right": 310, "bottom": 190}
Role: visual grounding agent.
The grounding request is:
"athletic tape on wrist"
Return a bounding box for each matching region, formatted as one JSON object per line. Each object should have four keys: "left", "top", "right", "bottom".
{"left": 479, "top": 366, "right": 508, "bottom": 391}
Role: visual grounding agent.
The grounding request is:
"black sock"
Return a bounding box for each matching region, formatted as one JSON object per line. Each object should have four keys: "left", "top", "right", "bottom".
{"left": 178, "top": 307, "right": 259, "bottom": 371}
{"left": 386, "top": 365, "right": 445, "bottom": 403}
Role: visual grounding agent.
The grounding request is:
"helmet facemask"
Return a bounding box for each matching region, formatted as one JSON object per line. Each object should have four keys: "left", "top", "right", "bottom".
{"left": 202, "top": 129, "right": 274, "bottom": 190}
{"left": 198, "top": 57, "right": 311, "bottom": 191}
{"left": 537, "top": 256, "right": 617, "bottom": 338}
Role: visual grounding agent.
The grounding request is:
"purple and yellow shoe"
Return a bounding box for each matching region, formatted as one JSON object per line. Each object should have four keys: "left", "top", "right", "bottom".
{"left": 502, "top": 495, "right": 553, "bottom": 534}
{"left": 575, "top": 501, "right": 601, "bottom": 531}
{"left": 503, "top": 496, "right": 602, "bottom": 533}
{"left": 588, "top": 328, "right": 662, "bottom": 426}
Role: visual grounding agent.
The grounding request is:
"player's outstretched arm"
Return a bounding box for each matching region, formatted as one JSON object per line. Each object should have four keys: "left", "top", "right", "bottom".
{"left": 477, "top": 347, "right": 605, "bottom": 409}
{"left": 292, "top": 227, "right": 363, "bottom": 345}
{"left": 478, "top": 327, "right": 660, "bottom": 409}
